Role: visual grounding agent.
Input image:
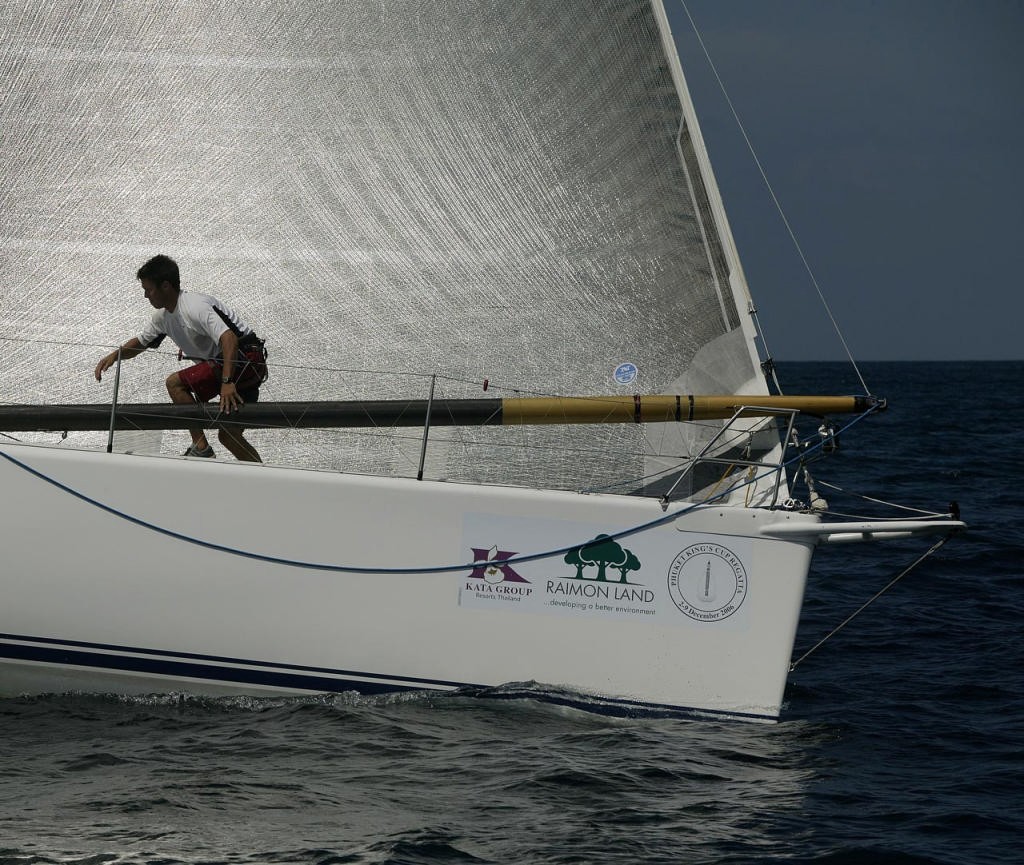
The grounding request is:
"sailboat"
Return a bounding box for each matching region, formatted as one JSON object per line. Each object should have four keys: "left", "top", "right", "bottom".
{"left": 0, "top": 1, "right": 962, "bottom": 720}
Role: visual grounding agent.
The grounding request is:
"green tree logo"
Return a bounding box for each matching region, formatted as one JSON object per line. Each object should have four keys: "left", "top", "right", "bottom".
{"left": 563, "top": 535, "right": 642, "bottom": 583}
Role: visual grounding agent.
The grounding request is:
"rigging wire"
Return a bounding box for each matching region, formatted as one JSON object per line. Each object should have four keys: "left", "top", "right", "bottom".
{"left": 678, "top": 1, "right": 871, "bottom": 396}
{"left": 812, "top": 478, "right": 948, "bottom": 516}
{"left": 789, "top": 534, "right": 955, "bottom": 671}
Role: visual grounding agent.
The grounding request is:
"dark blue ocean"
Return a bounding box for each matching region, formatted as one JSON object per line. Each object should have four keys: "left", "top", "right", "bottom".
{"left": 1, "top": 362, "right": 1020, "bottom": 865}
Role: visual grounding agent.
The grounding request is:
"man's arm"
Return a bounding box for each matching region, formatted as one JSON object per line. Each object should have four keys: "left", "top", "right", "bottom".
{"left": 94, "top": 337, "right": 147, "bottom": 381}
{"left": 218, "top": 329, "right": 243, "bottom": 411}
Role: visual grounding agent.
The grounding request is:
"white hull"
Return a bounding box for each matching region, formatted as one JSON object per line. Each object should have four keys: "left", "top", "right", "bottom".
{"left": 0, "top": 442, "right": 824, "bottom": 720}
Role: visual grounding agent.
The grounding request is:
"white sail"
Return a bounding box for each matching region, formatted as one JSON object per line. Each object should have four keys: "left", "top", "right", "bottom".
{"left": 1, "top": 0, "right": 778, "bottom": 498}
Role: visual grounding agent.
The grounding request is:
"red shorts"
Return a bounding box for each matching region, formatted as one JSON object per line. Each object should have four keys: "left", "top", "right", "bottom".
{"left": 179, "top": 345, "right": 267, "bottom": 403}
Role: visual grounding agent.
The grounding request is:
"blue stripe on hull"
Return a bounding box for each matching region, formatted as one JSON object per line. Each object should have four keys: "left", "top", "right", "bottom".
{"left": 0, "top": 632, "right": 467, "bottom": 695}
{"left": 0, "top": 641, "right": 424, "bottom": 695}
{"left": 0, "top": 632, "right": 776, "bottom": 722}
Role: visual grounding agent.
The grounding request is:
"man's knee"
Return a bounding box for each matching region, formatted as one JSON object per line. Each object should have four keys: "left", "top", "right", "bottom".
{"left": 166, "top": 372, "right": 185, "bottom": 394}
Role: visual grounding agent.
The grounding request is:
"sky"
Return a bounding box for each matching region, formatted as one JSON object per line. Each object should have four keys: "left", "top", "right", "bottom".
{"left": 664, "top": 0, "right": 1023, "bottom": 361}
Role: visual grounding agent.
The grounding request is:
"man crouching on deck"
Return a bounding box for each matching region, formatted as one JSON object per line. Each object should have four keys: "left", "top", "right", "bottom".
{"left": 94, "top": 254, "right": 267, "bottom": 462}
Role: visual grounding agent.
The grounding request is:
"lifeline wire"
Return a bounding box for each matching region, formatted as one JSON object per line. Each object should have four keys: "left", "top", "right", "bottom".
{"left": 0, "top": 402, "right": 884, "bottom": 575}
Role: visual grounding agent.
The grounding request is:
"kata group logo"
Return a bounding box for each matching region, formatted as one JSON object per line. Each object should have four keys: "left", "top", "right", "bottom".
{"left": 464, "top": 545, "right": 534, "bottom": 604}
{"left": 667, "top": 542, "right": 747, "bottom": 622}
{"left": 468, "top": 545, "right": 530, "bottom": 584}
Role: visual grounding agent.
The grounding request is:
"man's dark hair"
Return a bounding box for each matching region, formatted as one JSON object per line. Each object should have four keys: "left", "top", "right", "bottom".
{"left": 137, "top": 254, "right": 180, "bottom": 289}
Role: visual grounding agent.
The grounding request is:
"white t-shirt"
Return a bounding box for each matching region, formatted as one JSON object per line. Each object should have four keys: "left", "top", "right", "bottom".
{"left": 139, "top": 290, "right": 255, "bottom": 360}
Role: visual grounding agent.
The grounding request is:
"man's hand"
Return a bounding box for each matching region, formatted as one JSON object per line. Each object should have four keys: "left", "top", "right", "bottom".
{"left": 220, "top": 381, "right": 244, "bottom": 413}
{"left": 94, "top": 339, "right": 145, "bottom": 380}
{"left": 94, "top": 353, "right": 116, "bottom": 381}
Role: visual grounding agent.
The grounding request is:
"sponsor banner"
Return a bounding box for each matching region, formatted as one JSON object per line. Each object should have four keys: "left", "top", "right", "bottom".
{"left": 459, "top": 513, "right": 751, "bottom": 627}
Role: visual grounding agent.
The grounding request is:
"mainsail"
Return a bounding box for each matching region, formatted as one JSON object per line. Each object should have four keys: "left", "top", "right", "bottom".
{"left": 1, "top": 1, "right": 777, "bottom": 498}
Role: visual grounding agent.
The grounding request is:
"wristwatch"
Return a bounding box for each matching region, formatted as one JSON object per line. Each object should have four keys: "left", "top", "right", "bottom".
{"left": 221, "top": 376, "right": 233, "bottom": 384}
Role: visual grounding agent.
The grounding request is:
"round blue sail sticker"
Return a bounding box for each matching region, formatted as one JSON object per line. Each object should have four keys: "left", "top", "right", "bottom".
{"left": 613, "top": 362, "right": 638, "bottom": 386}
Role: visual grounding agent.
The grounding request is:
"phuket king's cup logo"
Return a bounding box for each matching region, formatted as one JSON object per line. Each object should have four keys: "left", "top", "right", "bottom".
{"left": 667, "top": 543, "right": 747, "bottom": 622}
